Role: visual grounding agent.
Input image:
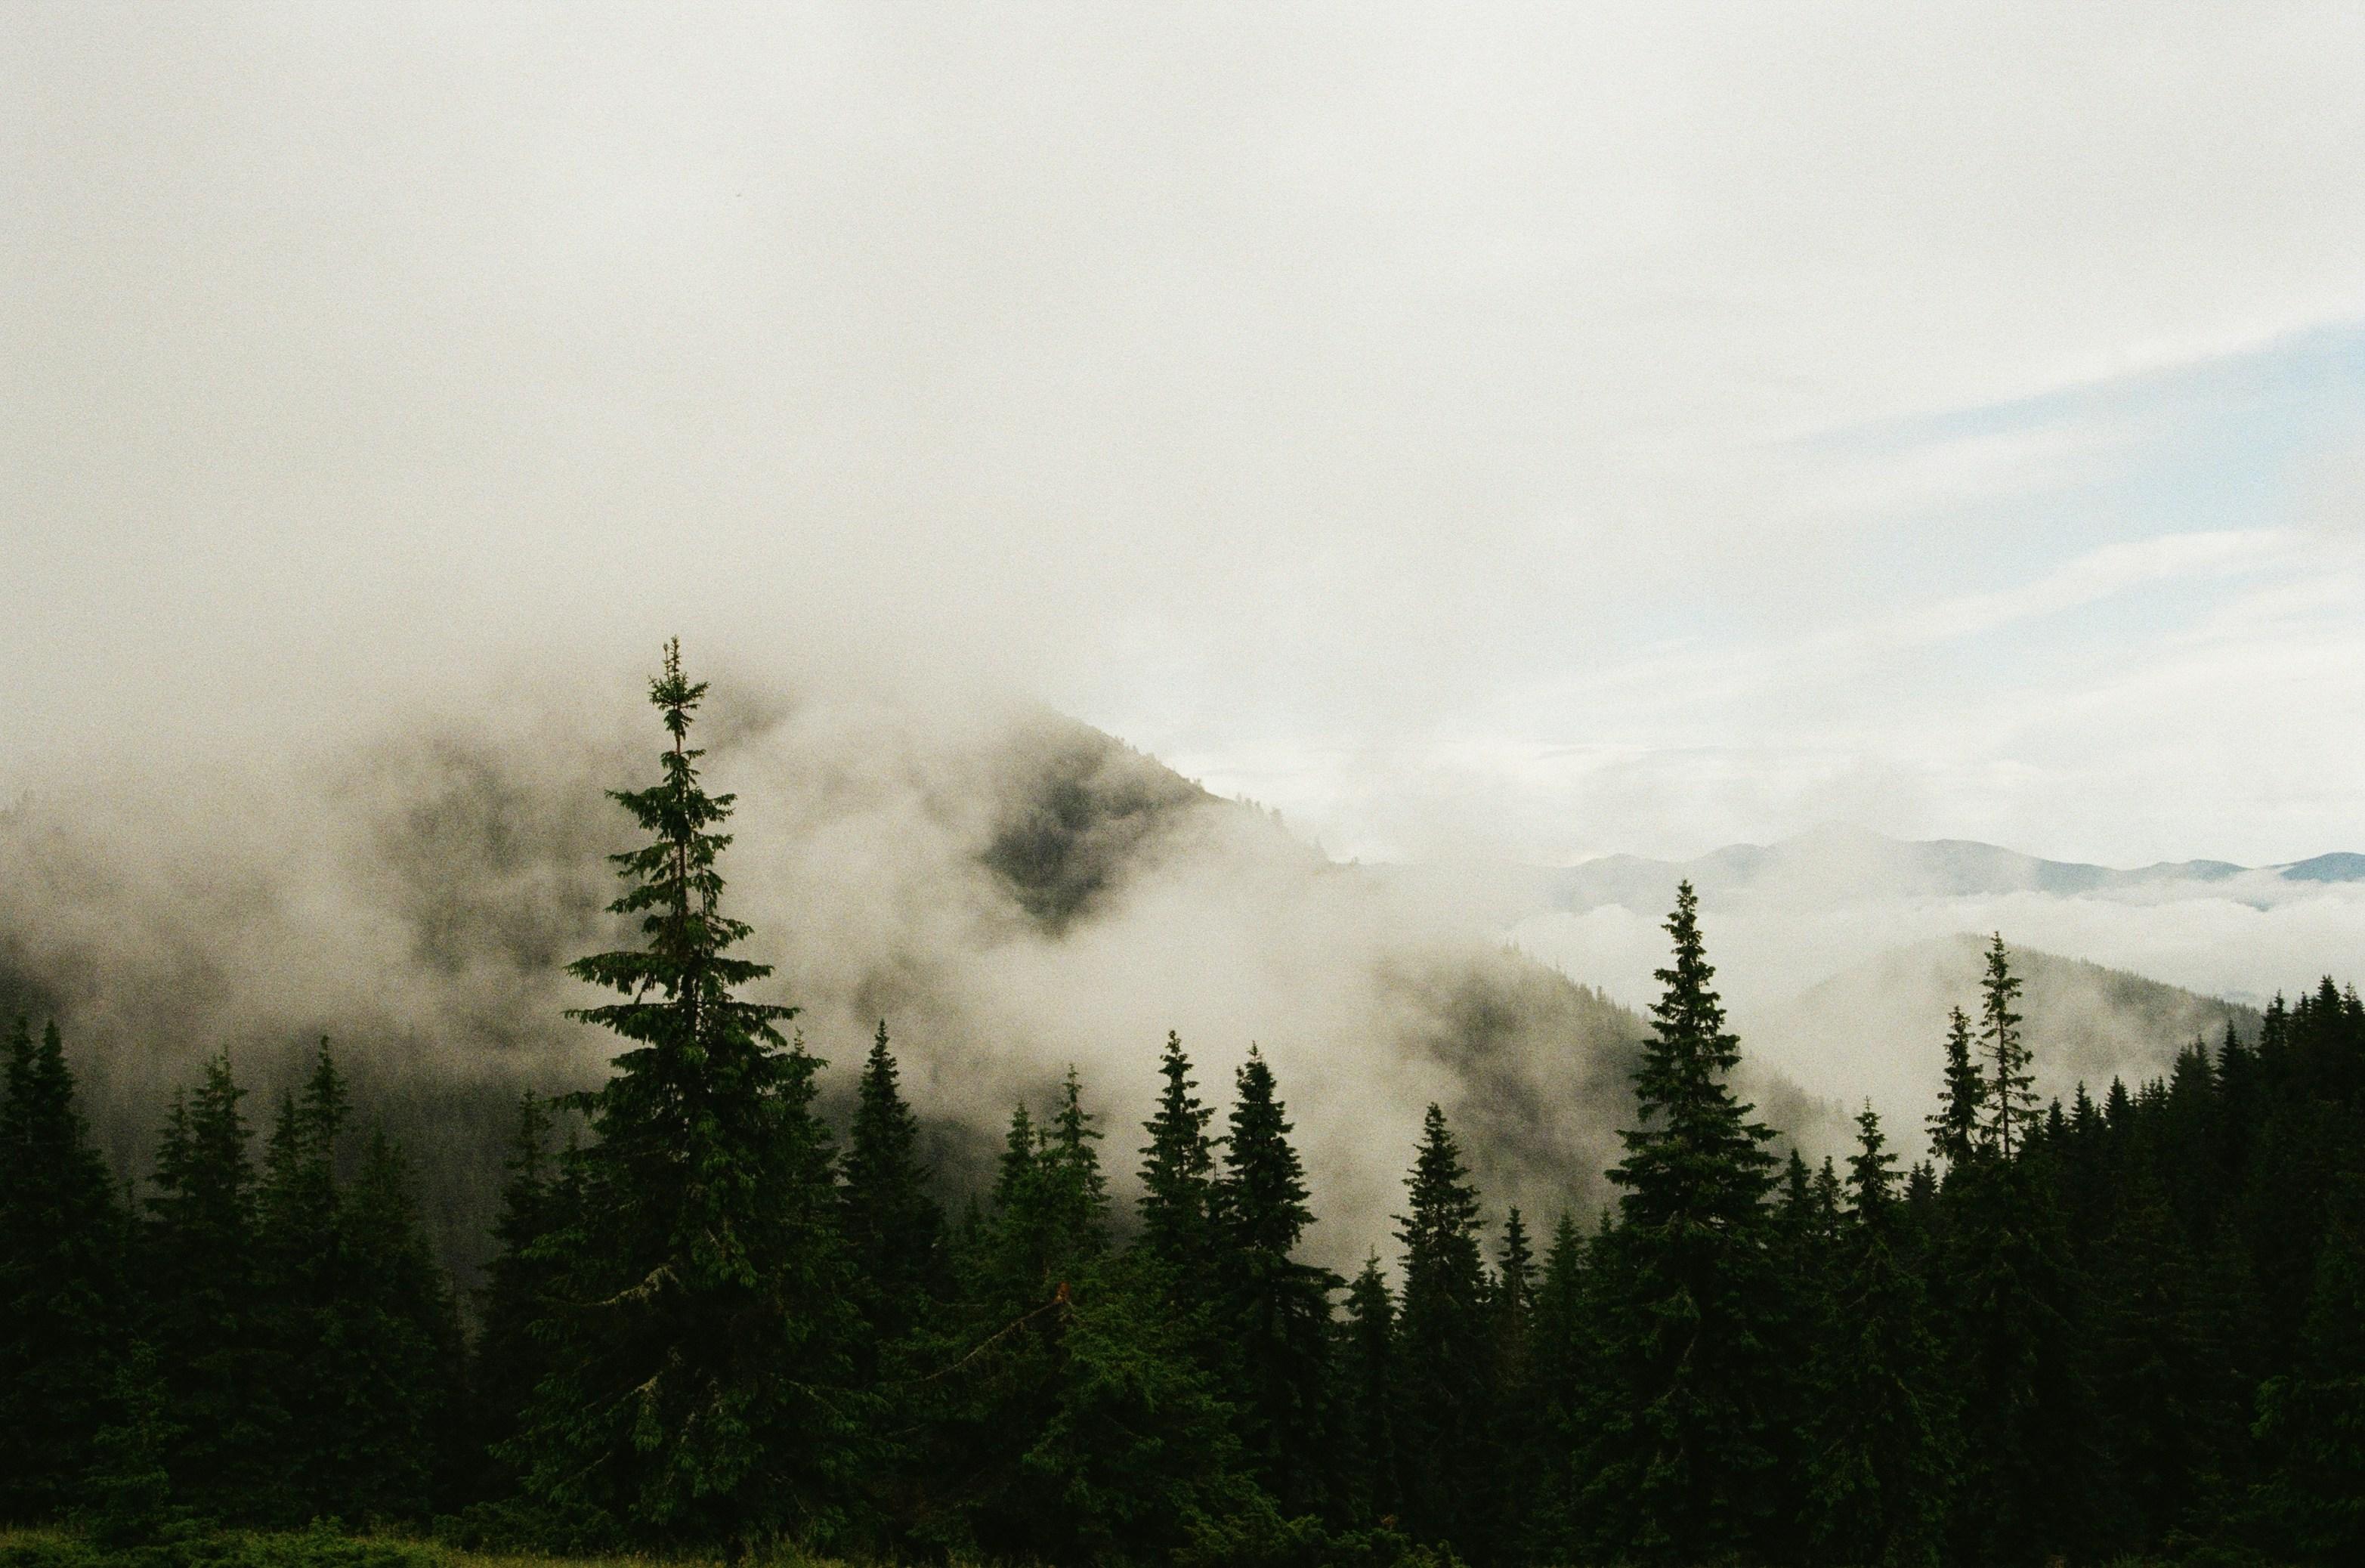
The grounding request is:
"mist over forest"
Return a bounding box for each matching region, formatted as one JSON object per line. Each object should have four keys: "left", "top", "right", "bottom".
{"left": 0, "top": 660, "right": 1701, "bottom": 1281}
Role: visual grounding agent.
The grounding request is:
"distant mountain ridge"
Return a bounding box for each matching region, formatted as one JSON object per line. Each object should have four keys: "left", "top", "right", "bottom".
{"left": 1738, "top": 932, "right": 2268, "bottom": 1148}
{"left": 1540, "top": 827, "right": 2365, "bottom": 914}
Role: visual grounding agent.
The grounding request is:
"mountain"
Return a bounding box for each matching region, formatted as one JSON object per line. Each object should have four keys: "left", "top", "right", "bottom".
{"left": 1735, "top": 932, "right": 2264, "bottom": 1149}
{"left": 1539, "top": 825, "right": 2363, "bottom": 914}
{"left": 0, "top": 682, "right": 1688, "bottom": 1279}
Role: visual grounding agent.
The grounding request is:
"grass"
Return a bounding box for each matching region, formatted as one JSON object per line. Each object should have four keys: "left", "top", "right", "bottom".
{"left": 0, "top": 1526, "right": 861, "bottom": 1568}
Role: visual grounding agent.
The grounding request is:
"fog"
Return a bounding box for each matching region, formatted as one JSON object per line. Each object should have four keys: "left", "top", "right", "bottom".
{"left": 0, "top": 652, "right": 1699, "bottom": 1274}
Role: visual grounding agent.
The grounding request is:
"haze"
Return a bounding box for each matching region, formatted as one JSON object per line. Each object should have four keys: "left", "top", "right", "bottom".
{"left": 8, "top": 2, "right": 2363, "bottom": 868}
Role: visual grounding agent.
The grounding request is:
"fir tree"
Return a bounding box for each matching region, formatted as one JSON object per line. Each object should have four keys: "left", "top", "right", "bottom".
{"left": 2250, "top": 1175, "right": 2365, "bottom": 1563}
{"left": 335, "top": 1124, "right": 467, "bottom": 1520}
{"left": 471, "top": 1091, "right": 568, "bottom": 1503}
{"left": 1212, "top": 1044, "right": 1337, "bottom": 1517}
{"left": 914, "top": 1076, "right": 1244, "bottom": 1565}
{"left": 514, "top": 641, "right": 864, "bottom": 1548}
{"left": 84, "top": 1340, "right": 182, "bottom": 1548}
{"left": 1523, "top": 1213, "right": 1596, "bottom": 1561}
{"left": 842, "top": 1019, "right": 944, "bottom": 1359}
{"left": 1926, "top": 1007, "right": 1983, "bottom": 1171}
{"left": 1137, "top": 1030, "right": 1217, "bottom": 1279}
{"left": 1977, "top": 935, "right": 2036, "bottom": 1159}
{"left": 1495, "top": 1207, "right": 1537, "bottom": 1346}
{"left": 140, "top": 1050, "right": 276, "bottom": 1519}
{"left": 0, "top": 1017, "right": 126, "bottom": 1520}
{"left": 1939, "top": 1151, "right": 2094, "bottom": 1562}
{"left": 1581, "top": 882, "right": 1783, "bottom": 1566}
{"left": 1806, "top": 1105, "right": 1955, "bottom": 1567}
{"left": 1338, "top": 1256, "right": 1402, "bottom": 1529}
{"left": 254, "top": 1039, "right": 351, "bottom": 1523}
{"left": 1393, "top": 1103, "right": 1495, "bottom": 1557}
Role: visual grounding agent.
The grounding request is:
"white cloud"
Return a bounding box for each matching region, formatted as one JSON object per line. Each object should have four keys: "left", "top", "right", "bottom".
{"left": 4, "top": 2, "right": 2362, "bottom": 871}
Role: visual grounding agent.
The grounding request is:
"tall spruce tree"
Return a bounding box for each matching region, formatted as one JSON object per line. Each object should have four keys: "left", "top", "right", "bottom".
{"left": 335, "top": 1124, "right": 467, "bottom": 1520}
{"left": 1977, "top": 935, "right": 2036, "bottom": 1159}
{"left": 2250, "top": 1174, "right": 2365, "bottom": 1563}
{"left": 1939, "top": 1136, "right": 2094, "bottom": 1561}
{"left": 1337, "top": 1256, "right": 1402, "bottom": 1529}
{"left": 254, "top": 1041, "right": 349, "bottom": 1523}
{"left": 0, "top": 1017, "right": 125, "bottom": 1521}
{"left": 923, "top": 1075, "right": 1244, "bottom": 1565}
{"left": 1581, "top": 881, "right": 1782, "bottom": 1566}
{"left": 842, "top": 1019, "right": 944, "bottom": 1360}
{"left": 1392, "top": 1103, "right": 1495, "bottom": 1557}
{"left": 471, "top": 1090, "right": 567, "bottom": 1502}
{"left": 140, "top": 1050, "right": 275, "bottom": 1519}
{"left": 1523, "top": 1213, "right": 1597, "bottom": 1562}
{"left": 1927, "top": 1007, "right": 1984, "bottom": 1172}
{"left": 1213, "top": 1045, "right": 1337, "bottom": 1517}
{"left": 1138, "top": 1031, "right": 1217, "bottom": 1279}
{"left": 514, "top": 641, "right": 864, "bottom": 1548}
{"left": 1805, "top": 1105, "right": 1955, "bottom": 1567}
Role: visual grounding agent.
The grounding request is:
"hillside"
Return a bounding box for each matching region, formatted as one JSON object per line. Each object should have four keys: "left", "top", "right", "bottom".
{"left": 1737, "top": 931, "right": 2263, "bottom": 1149}
{"left": 0, "top": 683, "right": 1675, "bottom": 1279}
{"left": 1542, "top": 824, "right": 2363, "bottom": 913}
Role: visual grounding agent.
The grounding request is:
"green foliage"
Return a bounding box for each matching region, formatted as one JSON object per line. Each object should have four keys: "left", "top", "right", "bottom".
{"left": 1804, "top": 1106, "right": 1956, "bottom": 1567}
{"left": 1977, "top": 935, "right": 2036, "bottom": 1161}
{"left": 1214, "top": 1047, "right": 1340, "bottom": 1518}
{"left": 839, "top": 1020, "right": 944, "bottom": 1361}
{"left": 22, "top": 650, "right": 2365, "bottom": 1568}
{"left": 250, "top": 1044, "right": 459, "bottom": 1526}
{"left": 1390, "top": 1104, "right": 1495, "bottom": 1557}
{"left": 1334, "top": 1257, "right": 1402, "bottom": 1531}
{"left": 2, "top": 1018, "right": 128, "bottom": 1521}
{"left": 1578, "top": 881, "right": 1783, "bottom": 1566}
{"left": 1137, "top": 1030, "right": 1217, "bottom": 1279}
{"left": 2249, "top": 1177, "right": 2365, "bottom": 1563}
{"left": 468, "top": 1095, "right": 567, "bottom": 1503}
{"left": 512, "top": 642, "right": 866, "bottom": 1549}
{"left": 139, "top": 1053, "right": 277, "bottom": 1520}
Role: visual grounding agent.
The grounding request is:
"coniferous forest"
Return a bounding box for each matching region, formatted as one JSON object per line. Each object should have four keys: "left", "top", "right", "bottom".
{"left": 5, "top": 648, "right": 2362, "bottom": 1568}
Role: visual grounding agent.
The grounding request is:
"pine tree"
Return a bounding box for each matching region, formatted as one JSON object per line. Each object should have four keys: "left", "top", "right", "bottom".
{"left": 1495, "top": 1208, "right": 1536, "bottom": 1360}
{"left": 1040, "top": 1065, "right": 1111, "bottom": 1263}
{"left": 1580, "top": 882, "right": 1783, "bottom": 1566}
{"left": 1393, "top": 1103, "right": 1495, "bottom": 1556}
{"left": 1806, "top": 1105, "right": 1955, "bottom": 1567}
{"left": 1489, "top": 1208, "right": 1542, "bottom": 1554}
{"left": 1212, "top": 1044, "right": 1337, "bottom": 1517}
{"left": 85, "top": 1340, "right": 181, "bottom": 1548}
{"left": 1138, "top": 1030, "right": 1217, "bottom": 1279}
{"left": 140, "top": 1050, "right": 276, "bottom": 1519}
{"left": 2250, "top": 1175, "right": 2365, "bottom": 1562}
{"left": 1927, "top": 1007, "right": 1984, "bottom": 1171}
{"left": 335, "top": 1124, "right": 467, "bottom": 1520}
{"left": 514, "top": 641, "right": 864, "bottom": 1548}
{"left": 842, "top": 1019, "right": 944, "bottom": 1360}
{"left": 254, "top": 1039, "right": 351, "bottom": 1523}
{"left": 471, "top": 1090, "right": 567, "bottom": 1503}
{"left": 1523, "top": 1213, "right": 1597, "bottom": 1561}
{"left": 1337, "top": 1257, "right": 1402, "bottom": 1529}
{"left": 1977, "top": 935, "right": 2036, "bottom": 1160}
{"left": 0, "top": 1017, "right": 126, "bottom": 1520}
{"left": 914, "top": 1076, "right": 1244, "bottom": 1565}
{"left": 1939, "top": 1147, "right": 2094, "bottom": 1562}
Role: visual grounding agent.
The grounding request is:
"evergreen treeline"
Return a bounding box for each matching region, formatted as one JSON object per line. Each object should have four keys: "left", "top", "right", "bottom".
{"left": 6, "top": 645, "right": 2363, "bottom": 1566}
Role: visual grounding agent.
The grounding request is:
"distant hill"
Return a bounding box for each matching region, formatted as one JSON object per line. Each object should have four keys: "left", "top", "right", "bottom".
{"left": 1737, "top": 932, "right": 2263, "bottom": 1150}
{"left": 0, "top": 687, "right": 1715, "bottom": 1279}
{"left": 1540, "top": 826, "right": 2363, "bottom": 914}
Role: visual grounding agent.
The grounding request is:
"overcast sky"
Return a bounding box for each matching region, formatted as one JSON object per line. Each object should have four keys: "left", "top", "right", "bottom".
{"left": 7, "top": 3, "right": 2362, "bottom": 868}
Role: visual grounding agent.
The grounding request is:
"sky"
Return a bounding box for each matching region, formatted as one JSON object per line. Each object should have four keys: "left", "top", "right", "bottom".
{"left": 7, "top": 2, "right": 2363, "bottom": 871}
